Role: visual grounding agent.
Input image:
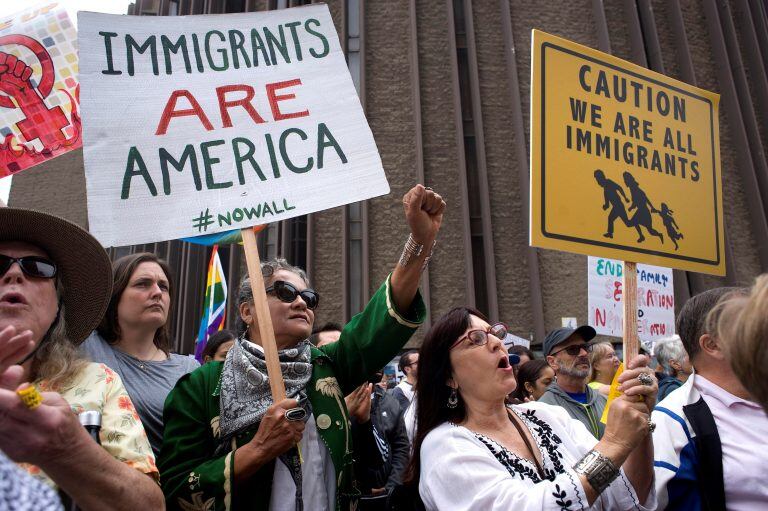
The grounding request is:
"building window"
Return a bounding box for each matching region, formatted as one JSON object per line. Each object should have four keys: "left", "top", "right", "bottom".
{"left": 286, "top": 216, "right": 308, "bottom": 269}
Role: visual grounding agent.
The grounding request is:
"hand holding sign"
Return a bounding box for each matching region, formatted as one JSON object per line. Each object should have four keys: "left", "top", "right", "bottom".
{"left": 616, "top": 355, "right": 658, "bottom": 410}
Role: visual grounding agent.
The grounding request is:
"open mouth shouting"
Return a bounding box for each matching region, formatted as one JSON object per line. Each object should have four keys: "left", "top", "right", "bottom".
{"left": 0, "top": 292, "right": 28, "bottom": 307}
{"left": 497, "top": 355, "right": 512, "bottom": 372}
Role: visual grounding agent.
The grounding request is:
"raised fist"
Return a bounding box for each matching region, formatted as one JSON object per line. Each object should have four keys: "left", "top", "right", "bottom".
{"left": 0, "top": 52, "right": 33, "bottom": 97}
{"left": 402, "top": 184, "right": 446, "bottom": 245}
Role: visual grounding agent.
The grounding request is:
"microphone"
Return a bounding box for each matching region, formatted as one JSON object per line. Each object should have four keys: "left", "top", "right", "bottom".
{"left": 78, "top": 410, "right": 102, "bottom": 445}
{"left": 63, "top": 411, "right": 103, "bottom": 511}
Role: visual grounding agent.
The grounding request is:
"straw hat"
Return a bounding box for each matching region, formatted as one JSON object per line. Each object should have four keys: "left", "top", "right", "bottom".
{"left": 0, "top": 207, "right": 112, "bottom": 344}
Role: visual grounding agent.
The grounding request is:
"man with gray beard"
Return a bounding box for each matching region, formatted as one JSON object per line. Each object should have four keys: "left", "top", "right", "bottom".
{"left": 539, "top": 325, "right": 607, "bottom": 438}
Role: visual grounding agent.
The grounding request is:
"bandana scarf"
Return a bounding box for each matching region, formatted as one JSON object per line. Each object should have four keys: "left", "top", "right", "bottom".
{"left": 218, "top": 336, "right": 313, "bottom": 443}
{"left": 217, "top": 336, "right": 313, "bottom": 510}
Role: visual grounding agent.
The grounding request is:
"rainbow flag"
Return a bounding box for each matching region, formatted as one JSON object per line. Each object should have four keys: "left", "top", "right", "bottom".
{"left": 183, "top": 225, "right": 267, "bottom": 246}
{"left": 194, "top": 246, "right": 228, "bottom": 361}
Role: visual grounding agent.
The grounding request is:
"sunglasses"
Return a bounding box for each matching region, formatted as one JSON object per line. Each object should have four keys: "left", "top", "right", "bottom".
{"left": 0, "top": 255, "right": 57, "bottom": 279}
{"left": 450, "top": 322, "right": 508, "bottom": 350}
{"left": 550, "top": 343, "right": 593, "bottom": 357}
{"left": 265, "top": 280, "right": 319, "bottom": 310}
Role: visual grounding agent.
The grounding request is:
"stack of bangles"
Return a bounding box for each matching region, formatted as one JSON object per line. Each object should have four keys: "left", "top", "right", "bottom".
{"left": 17, "top": 386, "right": 43, "bottom": 410}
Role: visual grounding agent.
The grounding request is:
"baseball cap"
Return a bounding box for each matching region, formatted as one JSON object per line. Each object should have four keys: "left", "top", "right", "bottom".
{"left": 542, "top": 325, "right": 597, "bottom": 356}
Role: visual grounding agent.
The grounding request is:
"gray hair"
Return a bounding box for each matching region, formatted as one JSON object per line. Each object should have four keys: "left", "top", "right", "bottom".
{"left": 654, "top": 335, "right": 685, "bottom": 376}
{"left": 32, "top": 282, "right": 89, "bottom": 391}
{"left": 236, "top": 258, "right": 309, "bottom": 335}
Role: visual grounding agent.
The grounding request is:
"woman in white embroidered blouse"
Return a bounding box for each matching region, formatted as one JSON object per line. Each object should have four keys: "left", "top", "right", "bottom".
{"left": 407, "top": 307, "right": 657, "bottom": 511}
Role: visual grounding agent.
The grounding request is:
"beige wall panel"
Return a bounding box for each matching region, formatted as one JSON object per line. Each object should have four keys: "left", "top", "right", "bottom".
{"left": 364, "top": 0, "right": 420, "bottom": 294}
{"left": 9, "top": 149, "right": 88, "bottom": 228}
{"left": 681, "top": 0, "right": 761, "bottom": 288}
{"left": 311, "top": 207, "right": 346, "bottom": 327}
{"left": 730, "top": 2, "right": 768, "bottom": 156}
{"left": 508, "top": 0, "right": 598, "bottom": 332}
{"left": 649, "top": 0, "right": 683, "bottom": 79}
{"left": 603, "top": 0, "right": 634, "bottom": 63}
{"left": 415, "top": 0, "right": 471, "bottom": 325}
{"left": 471, "top": 1, "right": 533, "bottom": 335}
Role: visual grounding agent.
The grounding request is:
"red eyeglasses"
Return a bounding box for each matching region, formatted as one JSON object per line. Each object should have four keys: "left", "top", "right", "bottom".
{"left": 450, "top": 323, "right": 508, "bottom": 350}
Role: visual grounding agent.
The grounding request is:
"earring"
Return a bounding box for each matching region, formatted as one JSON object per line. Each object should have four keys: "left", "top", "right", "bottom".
{"left": 447, "top": 387, "right": 458, "bottom": 409}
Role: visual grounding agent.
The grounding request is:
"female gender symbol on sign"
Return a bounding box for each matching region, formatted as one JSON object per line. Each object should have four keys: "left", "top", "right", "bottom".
{"left": 0, "top": 34, "right": 69, "bottom": 149}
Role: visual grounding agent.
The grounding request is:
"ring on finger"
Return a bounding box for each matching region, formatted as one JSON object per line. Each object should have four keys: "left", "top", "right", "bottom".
{"left": 638, "top": 372, "right": 654, "bottom": 387}
{"left": 647, "top": 418, "right": 656, "bottom": 433}
{"left": 285, "top": 407, "right": 307, "bottom": 422}
{"left": 17, "top": 386, "right": 42, "bottom": 410}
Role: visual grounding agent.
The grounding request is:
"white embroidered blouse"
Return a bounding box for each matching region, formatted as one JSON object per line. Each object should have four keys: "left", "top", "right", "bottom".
{"left": 419, "top": 402, "right": 656, "bottom": 511}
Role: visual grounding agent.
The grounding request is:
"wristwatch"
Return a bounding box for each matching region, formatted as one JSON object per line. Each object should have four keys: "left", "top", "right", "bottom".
{"left": 573, "top": 450, "right": 619, "bottom": 494}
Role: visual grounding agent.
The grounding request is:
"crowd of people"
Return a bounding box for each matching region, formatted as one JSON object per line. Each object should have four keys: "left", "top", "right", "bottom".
{"left": 1, "top": 184, "right": 767, "bottom": 510}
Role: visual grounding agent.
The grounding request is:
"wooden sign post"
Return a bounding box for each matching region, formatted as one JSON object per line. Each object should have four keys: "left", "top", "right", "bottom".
{"left": 622, "top": 261, "right": 639, "bottom": 362}
{"left": 240, "top": 227, "right": 286, "bottom": 401}
{"left": 599, "top": 260, "right": 640, "bottom": 424}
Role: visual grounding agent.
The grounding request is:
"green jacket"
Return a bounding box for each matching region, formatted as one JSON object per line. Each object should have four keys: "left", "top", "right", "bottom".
{"left": 159, "top": 275, "right": 425, "bottom": 511}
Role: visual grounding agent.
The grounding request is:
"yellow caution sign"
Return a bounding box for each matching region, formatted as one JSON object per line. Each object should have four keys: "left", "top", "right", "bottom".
{"left": 530, "top": 30, "right": 725, "bottom": 275}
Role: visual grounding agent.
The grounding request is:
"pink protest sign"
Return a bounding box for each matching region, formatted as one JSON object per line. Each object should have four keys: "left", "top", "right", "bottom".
{"left": 0, "top": 3, "right": 81, "bottom": 177}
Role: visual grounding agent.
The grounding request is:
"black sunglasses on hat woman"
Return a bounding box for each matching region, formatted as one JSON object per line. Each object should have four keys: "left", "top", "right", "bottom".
{"left": 0, "top": 255, "right": 57, "bottom": 279}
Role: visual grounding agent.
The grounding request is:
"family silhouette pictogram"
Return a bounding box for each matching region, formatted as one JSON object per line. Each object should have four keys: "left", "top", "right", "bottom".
{"left": 594, "top": 169, "right": 684, "bottom": 250}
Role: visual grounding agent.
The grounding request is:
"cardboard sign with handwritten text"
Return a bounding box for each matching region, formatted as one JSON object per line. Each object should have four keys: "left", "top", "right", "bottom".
{"left": 587, "top": 256, "right": 675, "bottom": 343}
{"left": 79, "top": 5, "right": 388, "bottom": 247}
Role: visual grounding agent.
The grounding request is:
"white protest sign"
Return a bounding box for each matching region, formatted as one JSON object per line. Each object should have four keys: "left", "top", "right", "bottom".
{"left": 79, "top": 6, "right": 388, "bottom": 247}
{"left": 504, "top": 333, "right": 531, "bottom": 349}
{"left": 588, "top": 256, "right": 675, "bottom": 342}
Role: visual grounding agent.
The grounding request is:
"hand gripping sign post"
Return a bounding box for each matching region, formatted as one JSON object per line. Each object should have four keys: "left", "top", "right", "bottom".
{"left": 530, "top": 30, "right": 724, "bottom": 365}
{"left": 78, "top": 5, "right": 390, "bottom": 400}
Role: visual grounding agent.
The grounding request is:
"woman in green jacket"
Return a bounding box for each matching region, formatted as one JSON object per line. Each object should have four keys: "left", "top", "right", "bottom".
{"left": 159, "top": 185, "right": 445, "bottom": 511}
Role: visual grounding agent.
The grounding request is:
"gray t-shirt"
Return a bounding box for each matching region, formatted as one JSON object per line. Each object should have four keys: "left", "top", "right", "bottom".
{"left": 81, "top": 332, "right": 199, "bottom": 457}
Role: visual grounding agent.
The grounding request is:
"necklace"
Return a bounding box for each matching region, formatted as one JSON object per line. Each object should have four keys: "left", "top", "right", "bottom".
{"left": 136, "top": 346, "right": 166, "bottom": 370}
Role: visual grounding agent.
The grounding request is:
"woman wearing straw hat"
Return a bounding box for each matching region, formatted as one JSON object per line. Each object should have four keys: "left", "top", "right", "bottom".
{"left": 0, "top": 207, "right": 163, "bottom": 510}
{"left": 159, "top": 184, "right": 445, "bottom": 511}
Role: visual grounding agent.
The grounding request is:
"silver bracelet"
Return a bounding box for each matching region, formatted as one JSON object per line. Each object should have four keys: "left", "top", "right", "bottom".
{"left": 573, "top": 450, "right": 619, "bottom": 494}
{"left": 398, "top": 234, "right": 423, "bottom": 267}
{"left": 420, "top": 239, "right": 437, "bottom": 272}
